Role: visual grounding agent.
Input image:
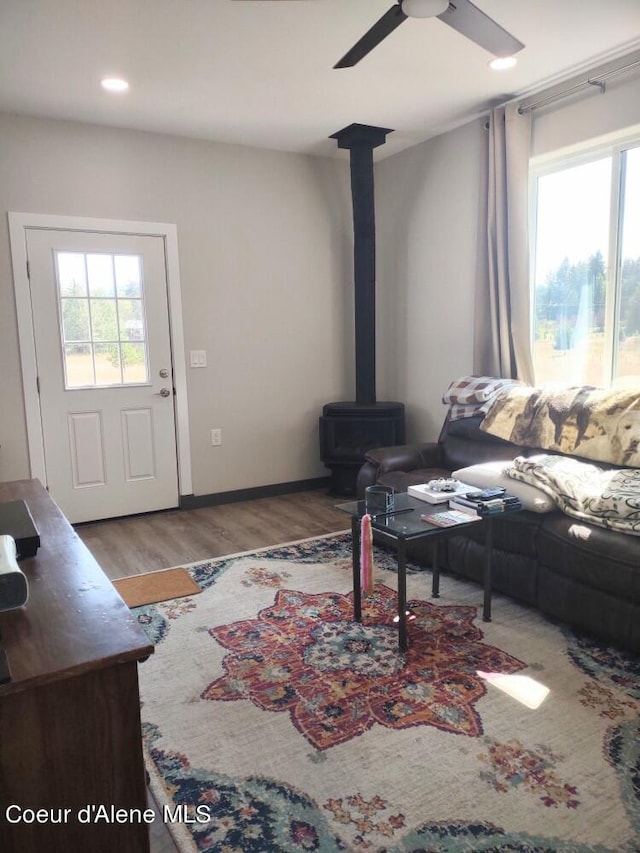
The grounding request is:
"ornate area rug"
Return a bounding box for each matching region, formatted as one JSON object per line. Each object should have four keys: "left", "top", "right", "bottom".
{"left": 134, "top": 533, "right": 640, "bottom": 852}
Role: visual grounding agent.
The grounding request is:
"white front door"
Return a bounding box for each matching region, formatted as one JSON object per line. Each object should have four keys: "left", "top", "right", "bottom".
{"left": 25, "top": 228, "right": 179, "bottom": 523}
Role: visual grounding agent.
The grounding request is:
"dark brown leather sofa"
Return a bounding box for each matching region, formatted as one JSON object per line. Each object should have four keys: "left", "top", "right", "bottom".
{"left": 356, "top": 414, "right": 640, "bottom": 654}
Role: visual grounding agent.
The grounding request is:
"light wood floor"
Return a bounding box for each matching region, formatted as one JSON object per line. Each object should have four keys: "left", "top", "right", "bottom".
{"left": 78, "top": 489, "right": 348, "bottom": 579}
{"left": 75, "top": 488, "right": 349, "bottom": 853}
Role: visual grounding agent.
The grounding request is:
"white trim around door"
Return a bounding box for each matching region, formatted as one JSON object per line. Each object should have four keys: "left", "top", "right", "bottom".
{"left": 8, "top": 212, "right": 193, "bottom": 501}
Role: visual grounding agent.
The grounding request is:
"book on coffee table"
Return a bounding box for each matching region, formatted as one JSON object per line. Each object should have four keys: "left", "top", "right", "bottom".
{"left": 449, "top": 494, "right": 523, "bottom": 516}
{"left": 448, "top": 495, "right": 483, "bottom": 516}
{"left": 408, "top": 481, "right": 480, "bottom": 505}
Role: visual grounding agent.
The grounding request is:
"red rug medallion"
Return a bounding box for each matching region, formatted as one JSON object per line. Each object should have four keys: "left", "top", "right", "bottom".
{"left": 202, "top": 583, "right": 524, "bottom": 750}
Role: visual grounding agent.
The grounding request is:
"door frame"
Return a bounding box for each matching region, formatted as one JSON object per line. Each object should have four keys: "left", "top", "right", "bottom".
{"left": 8, "top": 212, "right": 193, "bottom": 499}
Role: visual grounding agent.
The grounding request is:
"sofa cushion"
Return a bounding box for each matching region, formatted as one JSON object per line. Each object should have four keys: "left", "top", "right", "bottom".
{"left": 440, "top": 416, "right": 521, "bottom": 471}
{"left": 538, "top": 514, "right": 640, "bottom": 602}
{"left": 448, "top": 510, "right": 543, "bottom": 559}
{"left": 452, "top": 461, "right": 556, "bottom": 513}
{"left": 536, "top": 566, "right": 640, "bottom": 651}
{"left": 445, "top": 535, "right": 539, "bottom": 604}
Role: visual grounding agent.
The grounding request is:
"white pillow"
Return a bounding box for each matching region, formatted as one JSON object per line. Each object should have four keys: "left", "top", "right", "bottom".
{"left": 452, "top": 461, "right": 557, "bottom": 514}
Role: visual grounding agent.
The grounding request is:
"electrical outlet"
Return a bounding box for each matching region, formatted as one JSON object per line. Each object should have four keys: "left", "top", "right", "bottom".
{"left": 211, "top": 428, "right": 222, "bottom": 446}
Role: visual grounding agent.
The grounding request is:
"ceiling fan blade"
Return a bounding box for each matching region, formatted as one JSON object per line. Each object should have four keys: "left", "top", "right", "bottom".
{"left": 438, "top": 0, "right": 524, "bottom": 57}
{"left": 334, "top": 4, "right": 407, "bottom": 69}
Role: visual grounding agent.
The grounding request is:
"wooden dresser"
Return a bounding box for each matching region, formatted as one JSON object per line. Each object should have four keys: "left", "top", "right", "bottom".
{"left": 0, "top": 480, "right": 154, "bottom": 853}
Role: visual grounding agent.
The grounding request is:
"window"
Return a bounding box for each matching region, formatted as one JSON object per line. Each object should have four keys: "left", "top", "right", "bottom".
{"left": 55, "top": 252, "right": 149, "bottom": 388}
{"left": 531, "top": 138, "right": 640, "bottom": 387}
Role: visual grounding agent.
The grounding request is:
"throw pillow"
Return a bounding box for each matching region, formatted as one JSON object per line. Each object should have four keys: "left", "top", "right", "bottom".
{"left": 443, "top": 376, "right": 523, "bottom": 421}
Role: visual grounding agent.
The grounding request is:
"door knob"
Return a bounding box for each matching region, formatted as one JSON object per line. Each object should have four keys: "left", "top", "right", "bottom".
{"left": 159, "top": 368, "right": 169, "bottom": 378}
{"left": 155, "top": 388, "right": 171, "bottom": 397}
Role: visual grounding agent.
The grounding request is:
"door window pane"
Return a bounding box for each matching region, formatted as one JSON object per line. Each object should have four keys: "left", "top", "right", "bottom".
{"left": 94, "top": 343, "right": 122, "bottom": 385}
{"left": 115, "top": 255, "right": 142, "bottom": 298}
{"left": 61, "top": 298, "right": 90, "bottom": 342}
{"left": 87, "top": 254, "right": 115, "bottom": 297}
{"left": 122, "top": 343, "right": 147, "bottom": 383}
{"left": 90, "top": 299, "right": 118, "bottom": 341}
{"left": 55, "top": 251, "right": 149, "bottom": 387}
{"left": 118, "top": 299, "right": 144, "bottom": 340}
{"left": 64, "top": 344, "right": 94, "bottom": 388}
{"left": 57, "top": 253, "right": 87, "bottom": 297}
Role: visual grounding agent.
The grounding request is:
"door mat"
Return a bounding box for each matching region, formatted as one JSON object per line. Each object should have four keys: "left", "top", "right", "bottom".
{"left": 114, "top": 567, "right": 201, "bottom": 608}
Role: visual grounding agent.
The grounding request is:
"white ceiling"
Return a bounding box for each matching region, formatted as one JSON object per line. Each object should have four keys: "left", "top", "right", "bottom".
{"left": 1, "top": 0, "right": 639, "bottom": 161}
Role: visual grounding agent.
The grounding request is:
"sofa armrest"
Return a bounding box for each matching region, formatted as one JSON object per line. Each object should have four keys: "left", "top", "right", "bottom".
{"left": 356, "top": 442, "right": 444, "bottom": 498}
{"left": 365, "top": 442, "right": 443, "bottom": 473}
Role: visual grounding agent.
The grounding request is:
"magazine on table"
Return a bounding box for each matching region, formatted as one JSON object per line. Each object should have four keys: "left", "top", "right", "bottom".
{"left": 422, "top": 509, "right": 482, "bottom": 527}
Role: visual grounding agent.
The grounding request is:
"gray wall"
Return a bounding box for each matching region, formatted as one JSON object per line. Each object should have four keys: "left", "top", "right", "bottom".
{"left": 374, "top": 120, "right": 483, "bottom": 442}
{"left": 0, "top": 113, "right": 353, "bottom": 494}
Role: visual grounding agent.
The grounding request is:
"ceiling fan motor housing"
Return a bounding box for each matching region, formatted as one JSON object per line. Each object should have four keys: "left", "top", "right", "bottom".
{"left": 401, "top": 0, "right": 449, "bottom": 18}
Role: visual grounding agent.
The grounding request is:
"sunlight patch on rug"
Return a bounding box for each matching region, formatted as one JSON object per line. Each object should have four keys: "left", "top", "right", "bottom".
{"left": 135, "top": 532, "right": 640, "bottom": 853}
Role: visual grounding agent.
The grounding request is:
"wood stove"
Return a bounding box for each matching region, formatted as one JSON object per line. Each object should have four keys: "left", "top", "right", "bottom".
{"left": 320, "top": 123, "right": 405, "bottom": 496}
{"left": 320, "top": 400, "right": 405, "bottom": 496}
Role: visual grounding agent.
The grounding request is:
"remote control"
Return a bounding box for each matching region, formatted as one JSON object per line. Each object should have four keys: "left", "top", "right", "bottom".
{"left": 475, "top": 487, "right": 506, "bottom": 501}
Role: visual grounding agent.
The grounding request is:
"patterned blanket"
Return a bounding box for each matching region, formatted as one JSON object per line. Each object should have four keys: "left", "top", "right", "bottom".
{"left": 508, "top": 454, "right": 640, "bottom": 535}
{"left": 481, "top": 384, "right": 640, "bottom": 467}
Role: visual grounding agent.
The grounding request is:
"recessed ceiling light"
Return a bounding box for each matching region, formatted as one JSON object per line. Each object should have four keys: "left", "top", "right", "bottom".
{"left": 489, "top": 56, "right": 517, "bottom": 71}
{"left": 101, "top": 77, "right": 129, "bottom": 93}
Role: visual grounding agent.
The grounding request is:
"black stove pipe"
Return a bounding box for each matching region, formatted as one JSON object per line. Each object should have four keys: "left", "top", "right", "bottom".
{"left": 330, "top": 123, "right": 393, "bottom": 405}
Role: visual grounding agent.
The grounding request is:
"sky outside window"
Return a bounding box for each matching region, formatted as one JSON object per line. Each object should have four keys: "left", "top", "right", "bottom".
{"left": 534, "top": 157, "right": 611, "bottom": 286}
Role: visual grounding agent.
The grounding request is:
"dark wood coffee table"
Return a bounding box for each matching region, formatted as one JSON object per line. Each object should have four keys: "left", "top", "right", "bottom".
{"left": 336, "top": 492, "right": 517, "bottom": 651}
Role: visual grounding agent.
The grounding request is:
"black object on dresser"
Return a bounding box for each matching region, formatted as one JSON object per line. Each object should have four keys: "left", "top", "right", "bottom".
{"left": 0, "top": 499, "right": 40, "bottom": 558}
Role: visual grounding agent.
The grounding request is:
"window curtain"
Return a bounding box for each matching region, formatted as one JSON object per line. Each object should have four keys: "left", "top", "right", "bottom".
{"left": 473, "top": 102, "right": 535, "bottom": 384}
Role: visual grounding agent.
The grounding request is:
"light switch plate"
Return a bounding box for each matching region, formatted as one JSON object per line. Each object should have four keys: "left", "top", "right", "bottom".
{"left": 190, "top": 350, "right": 207, "bottom": 368}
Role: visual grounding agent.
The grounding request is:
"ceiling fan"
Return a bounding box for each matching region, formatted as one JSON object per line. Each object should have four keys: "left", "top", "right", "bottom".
{"left": 233, "top": 1, "right": 524, "bottom": 69}
{"left": 334, "top": 0, "right": 525, "bottom": 68}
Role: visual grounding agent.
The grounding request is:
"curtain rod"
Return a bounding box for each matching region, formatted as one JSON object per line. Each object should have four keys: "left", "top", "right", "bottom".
{"left": 517, "top": 57, "right": 640, "bottom": 115}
